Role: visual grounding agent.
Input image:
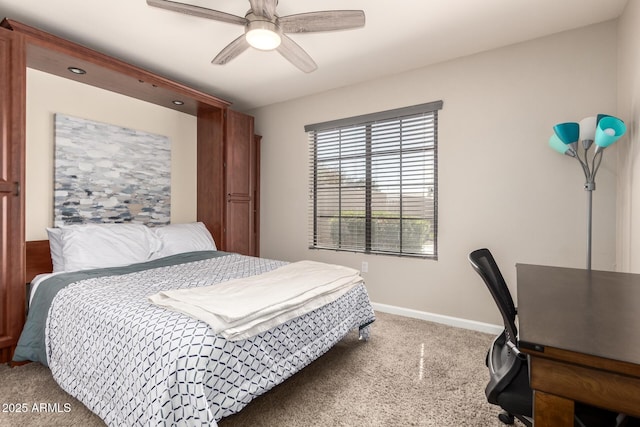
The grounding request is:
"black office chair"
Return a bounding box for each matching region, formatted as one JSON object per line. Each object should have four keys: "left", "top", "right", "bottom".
{"left": 468, "top": 248, "right": 621, "bottom": 427}
{"left": 469, "top": 248, "right": 532, "bottom": 426}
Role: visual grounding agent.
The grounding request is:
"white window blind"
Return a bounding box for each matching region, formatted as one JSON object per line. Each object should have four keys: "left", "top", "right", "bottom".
{"left": 306, "top": 101, "right": 442, "bottom": 258}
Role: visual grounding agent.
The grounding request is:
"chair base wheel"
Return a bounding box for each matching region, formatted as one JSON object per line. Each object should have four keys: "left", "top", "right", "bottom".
{"left": 498, "top": 411, "right": 515, "bottom": 425}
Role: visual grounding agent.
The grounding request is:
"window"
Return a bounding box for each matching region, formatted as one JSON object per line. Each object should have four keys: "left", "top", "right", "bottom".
{"left": 305, "top": 101, "right": 442, "bottom": 258}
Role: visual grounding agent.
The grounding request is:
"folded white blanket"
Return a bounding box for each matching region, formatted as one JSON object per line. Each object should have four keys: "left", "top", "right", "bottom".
{"left": 148, "top": 260, "right": 363, "bottom": 340}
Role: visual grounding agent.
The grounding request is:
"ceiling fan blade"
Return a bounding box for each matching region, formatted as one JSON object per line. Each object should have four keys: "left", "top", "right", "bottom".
{"left": 280, "top": 10, "right": 365, "bottom": 33}
{"left": 276, "top": 34, "right": 317, "bottom": 73}
{"left": 147, "top": 0, "right": 247, "bottom": 26}
{"left": 248, "top": 0, "right": 278, "bottom": 20}
{"left": 212, "top": 34, "right": 250, "bottom": 65}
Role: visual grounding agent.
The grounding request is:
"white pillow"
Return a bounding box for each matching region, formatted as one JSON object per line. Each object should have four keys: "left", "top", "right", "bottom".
{"left": 152, "top": 222, "right": 217, "bottom": 258}
{"left": 46, "top": 227, "right": 65, "bottom": 273}
{"left": 59, "top": 223, "right": 162, "bottom": 272}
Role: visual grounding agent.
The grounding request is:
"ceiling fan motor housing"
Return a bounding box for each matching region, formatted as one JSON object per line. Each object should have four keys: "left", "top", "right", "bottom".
{"left": 244, "top": 12, "right": 282, "bottom": 50}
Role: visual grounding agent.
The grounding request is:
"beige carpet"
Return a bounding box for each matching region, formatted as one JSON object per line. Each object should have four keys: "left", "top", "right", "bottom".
{"left": 0, "top": 312, "right": 524, "bottom": 426}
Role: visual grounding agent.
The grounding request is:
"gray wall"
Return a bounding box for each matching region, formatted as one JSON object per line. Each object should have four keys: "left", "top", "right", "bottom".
{"left": 616, "top": 0, "right": 640, "bottom": 273}
{"left": 251, "top": 21, "right": 619, "bottom": 326}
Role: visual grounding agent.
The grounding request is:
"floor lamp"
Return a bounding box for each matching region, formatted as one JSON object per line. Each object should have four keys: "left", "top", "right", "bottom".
{"left": 549, "top": 114, "right": 626, "bottom": 270}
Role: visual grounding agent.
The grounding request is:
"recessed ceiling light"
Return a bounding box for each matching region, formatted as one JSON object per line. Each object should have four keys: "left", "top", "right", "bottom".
{"left": 67, "top": 66, "right": 87, "bottom": 75}
{"left": 172, "top": 100, "right": 184, "bottom": 106}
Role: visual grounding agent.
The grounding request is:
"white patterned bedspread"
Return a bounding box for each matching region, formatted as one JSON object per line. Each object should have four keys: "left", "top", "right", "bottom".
{"left": 45, "top": 253, "right": 375, "bottom": 426}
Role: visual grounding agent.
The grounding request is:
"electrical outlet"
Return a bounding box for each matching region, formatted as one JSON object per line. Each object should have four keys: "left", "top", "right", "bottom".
{"left": 361, "top": 261, "right": 368, "bottom": 273}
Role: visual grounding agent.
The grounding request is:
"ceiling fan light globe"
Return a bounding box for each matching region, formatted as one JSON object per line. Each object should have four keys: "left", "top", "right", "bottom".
{"left": 246, "top": 29, "right": 281, "bottom": 50}
{"left": 246, "top": 20, "right": 282, "bottom": 50}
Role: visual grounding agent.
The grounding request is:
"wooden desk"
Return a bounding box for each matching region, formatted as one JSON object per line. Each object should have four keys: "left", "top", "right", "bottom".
{"left": 516, "top": 264, "right": 640, "bottom": 426}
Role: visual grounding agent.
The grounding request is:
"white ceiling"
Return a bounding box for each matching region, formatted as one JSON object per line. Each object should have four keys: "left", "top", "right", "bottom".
{"left": 0, "top": 0, "right": 629, "bottom": 111}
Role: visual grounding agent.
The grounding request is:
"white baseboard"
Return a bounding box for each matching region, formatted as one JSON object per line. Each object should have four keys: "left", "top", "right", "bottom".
{"left": 371, "top": 302, "right": 503, "bottom": 335}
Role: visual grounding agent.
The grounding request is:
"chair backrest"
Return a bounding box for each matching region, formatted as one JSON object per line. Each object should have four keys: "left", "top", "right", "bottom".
{"left": 469, "top": 248, "right": 530, "bottom": 408}
{"left": 468, "top": 248, "right": 518, "bottom": 349}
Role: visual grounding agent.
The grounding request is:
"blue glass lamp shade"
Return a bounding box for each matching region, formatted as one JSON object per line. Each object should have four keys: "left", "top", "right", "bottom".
{"left": 594, "top": 116, "right": 626, "bottom": 149}
{"left": 549, "top": 134, "right": 575, "bottom": 156}
{"left": 553, "top": 122, "right": 580, "bottom": 144}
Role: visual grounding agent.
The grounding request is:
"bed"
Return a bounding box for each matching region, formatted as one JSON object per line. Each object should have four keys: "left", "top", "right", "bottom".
{"left": 15, "top": 223, "right": 375, "bottom": 426}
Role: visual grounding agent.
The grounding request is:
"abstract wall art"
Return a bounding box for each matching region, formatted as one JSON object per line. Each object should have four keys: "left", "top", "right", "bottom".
{"left": 54, "top": 114, "right": 171, "bottom": 227}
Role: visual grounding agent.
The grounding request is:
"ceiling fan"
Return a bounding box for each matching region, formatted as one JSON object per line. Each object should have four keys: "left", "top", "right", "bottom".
{"left": 147, "top": 0, "right": 366, "bottom": 73}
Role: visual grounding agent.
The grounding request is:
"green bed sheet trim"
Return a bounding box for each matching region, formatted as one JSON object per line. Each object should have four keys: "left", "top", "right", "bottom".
{"left": 13, "top": 250, "right": 230, "bottom": 366}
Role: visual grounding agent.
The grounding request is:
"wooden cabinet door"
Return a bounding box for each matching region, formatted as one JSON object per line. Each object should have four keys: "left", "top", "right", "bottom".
{"left": 253, "top": 135, "right": 261, "bottom": 257}
{"left": 225, "top": 110, "right": 256, "bottom": 256}
{"left": 197, "top": 106, "right": 225, "bottom": 248}
{"left": 0, "top": 29, "right": 25, "bottom": 363}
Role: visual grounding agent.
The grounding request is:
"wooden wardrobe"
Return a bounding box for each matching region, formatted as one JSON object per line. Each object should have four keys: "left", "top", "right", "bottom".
{"left": 197, "top": 108, "right": 260, "bottom": 257}
{"left": 0, "top": 19, "right": 260, "bottom": 363}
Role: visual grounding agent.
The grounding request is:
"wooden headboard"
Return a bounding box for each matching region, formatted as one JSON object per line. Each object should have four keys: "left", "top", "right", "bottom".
{"left": 26, "top": 240, "right": 52, "bottom": 283}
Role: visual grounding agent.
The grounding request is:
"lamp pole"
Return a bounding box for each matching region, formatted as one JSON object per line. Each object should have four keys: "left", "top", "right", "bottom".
{"left": 585, "top": 180, "right": 594, "bottom": 270}
{"left": 574, "top": 141, "right": 602, "bottom": 271}
{"left": 556, "top": 138, "right": 602, "bottom": 271}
